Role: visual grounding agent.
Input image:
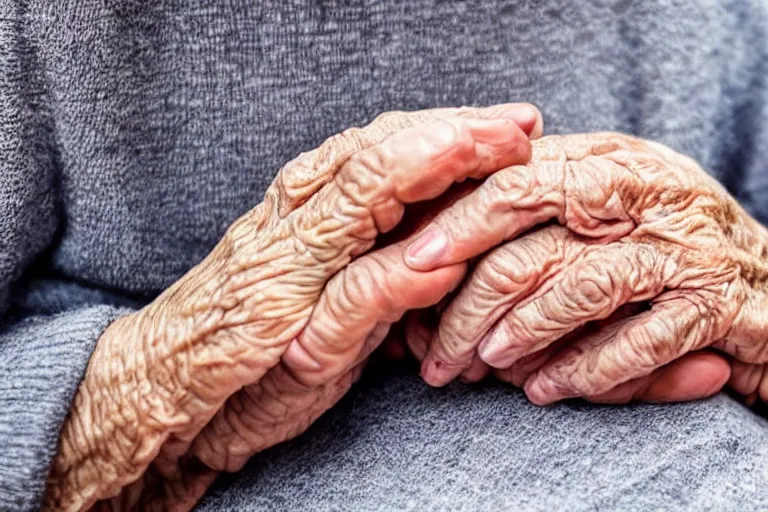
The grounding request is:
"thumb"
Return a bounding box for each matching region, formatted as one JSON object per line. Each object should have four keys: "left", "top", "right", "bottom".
{"left": 282, "top": 239, "right": 466, "bottom": 387}
{"left": 587, "top": 351, "right": 730, "bottom": 404}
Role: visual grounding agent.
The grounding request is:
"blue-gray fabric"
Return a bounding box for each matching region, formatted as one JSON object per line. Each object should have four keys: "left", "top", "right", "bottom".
{"left": 198, "top": 366, "right": 768, "bottom": 511}
{"left": 0, "top": 1, "right": 766, "bottom": 510}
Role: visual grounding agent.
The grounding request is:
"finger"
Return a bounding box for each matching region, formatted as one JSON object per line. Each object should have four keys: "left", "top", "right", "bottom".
{"left": 404, "top": 308, "right": 493, "bottom": 383}
{"left": 190, "top": 361, "right": 366, "bottom": 473}
{"left": 420, "top": 226, "right": 580, "bottom": 386}
{"left": 728, "top": 360, "right": 768, "bottom": 400}
{"left": 156, "top": 238, "right": 465, "bottom": 478}
{"left": 273, "top": 103, "right": 542, "bottom": 215}
{"left": 379, "top": 335, "right": 408, "bottom": 361}
{"left": 458, "top": 355, "right": 491, "bottom": 383}
{"left": 350, "top": 322, "right": 392, "bottom": 369}
{"left": 331, "top": 115, "right": 532, "bottom": 233}
{"left": 376, "top": 179, "right": 482, "bottom": 248}
{"left": 217, "top": 115, "right": 532, "bottom": 362}
{"left": 282, "top": 239, "right": 467, "bottom": 387}
{"left": 494, "top": 337, "right": 572, "bottom": 388}
{"left": 404, "top": 309, "right": 435, "bottom": 361}
{"left": 525, "top": 292, "right": 723, "bottom": 405}
{"left": 404, "top": 132, "right": 656, "bottom": 271}
{"left": 476, "top": 241, "right": 665, "bottom": 370}
{"left": 493, "top": 304, "right": 645, "bottom": 387}
{"left": 588, "top": 351, "right": 730, "bottom": 404}
{"left": 239, "top": 114, "right": 533, "bottom": 310}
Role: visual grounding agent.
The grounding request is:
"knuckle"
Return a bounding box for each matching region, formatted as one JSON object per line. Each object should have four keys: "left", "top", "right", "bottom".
{"left": 730, "top": 361, "right": 763, "bottom": 395}
{"left": 337, "top": 147, "right": 391, "bottom": 207}
{"left": 346, "top": 143, "right": 390, "bottom": 179}
{"left": 486, "top": 166, "right": 527, "bottom": 195}
{"left": 494, "top": 312, "right": 536, "bottom": 355}
{"left": 558, "top": 353, "right": 613, "bottom": 397}
{"left": 405, "top": 109, "right": 441, "bottom": 126}
{"left": 371, "top": 110, "right": 431, "bottom": 134}
{"left": 272, "top": 164, "right": 316, "bottom": 216}
{"left": 279, "top": 151, "right": 321, "bottom": 187}
{"left": 483, "top": 165, "right": 553, "bottom": 212}
{"left": 537, "top": 365, "right": 581, "bottom": 397}
{"left": 326, "top": 128, "right": 364, "bottom": 157}
{"left": 338, "top": 125, "right": 369, "bottom": 148}
{"left": 587, "top": 132, "right": 645, "bottom": 155}
{"left": 341, "top": 252, "right": 391, "bottom": 313}
{"left": 479, "top": 248, "right": 533, "bottom": 294}
{"left": 511, "top": 132, "right": 533, "bottom": 161}
{"left": 576, "top": 372, "right": 612, "bottom": 397}
{"left": 279, "top": 110, "right": 437, "bottom": 210}
{"left": 578, "top": 277, "right": 612, "bottom": 307}
{"left": 572, "top": 264, "right": 614, "bottom": 309}
{"left": 452, "top": 105, "right": 477, "bottom": 118}
{"left": 302, "top": 132, "right": 361, "bottom": 184}
{"left": 624, "top": 318, "right": 674, "bottom": 366}
{"left": 435, "top": 312, "right": 478, "bottom": 362}
{"left": 423, "top": 117, "right": 470, "bottom": 154}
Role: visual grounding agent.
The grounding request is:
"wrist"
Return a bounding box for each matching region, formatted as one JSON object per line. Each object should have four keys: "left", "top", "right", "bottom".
{"left": 44, "top": 311, "right": 174, "bottom": 510}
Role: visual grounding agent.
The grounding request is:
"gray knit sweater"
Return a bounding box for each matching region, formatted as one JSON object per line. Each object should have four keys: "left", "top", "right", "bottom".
{"left": 1, "top": 1, "right": 766, "bottom": 510}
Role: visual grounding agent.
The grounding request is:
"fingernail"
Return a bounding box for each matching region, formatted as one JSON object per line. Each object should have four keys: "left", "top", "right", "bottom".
{"left": 405, "top": 225, "right": 448, "bottom": 270}
{"left": 282, "top": 339, "right": 322, "bottom": 371}
{"left": 505, "top": 104, "right": 540, "bottom": 136}
{"left": 524, "top": 376, "right": 557, "bottom": 406}
{"left": 477, "top": 326, "right": 509, "bottom": 368}
{"left": 421, "top": 357, "right": 459, "bottom": 387}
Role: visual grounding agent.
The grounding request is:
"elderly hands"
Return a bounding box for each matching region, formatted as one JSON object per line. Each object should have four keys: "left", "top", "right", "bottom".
{"left": 43, "top": 104, "right": 540, "bottom": 511}
{"left": 47, "top": 107, "right": 768, "bottom": 511}
{"left": 407, "top": 132, "right": 768, "bottom": 407}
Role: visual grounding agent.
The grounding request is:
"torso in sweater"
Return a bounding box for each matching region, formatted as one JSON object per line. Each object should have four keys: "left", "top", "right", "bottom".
{"left": 11, "top": 0, "right": 768, "bottom": 297}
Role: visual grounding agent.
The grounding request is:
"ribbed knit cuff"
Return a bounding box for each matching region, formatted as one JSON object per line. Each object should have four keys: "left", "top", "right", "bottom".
{"left": 0, "top": 305, "right": 134, "bottom": 511}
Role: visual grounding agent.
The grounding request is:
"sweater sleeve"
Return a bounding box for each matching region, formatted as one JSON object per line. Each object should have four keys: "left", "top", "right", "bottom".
{"left": 0, "top": 306, "right": 134, "bottom": 511}
{"left": 0, "top": 12, "right": 138, "bottom": 511}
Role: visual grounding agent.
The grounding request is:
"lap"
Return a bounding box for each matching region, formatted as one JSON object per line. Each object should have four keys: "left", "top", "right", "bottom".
{"left": 197, "top": 365, "right": 768, "bottom": 511}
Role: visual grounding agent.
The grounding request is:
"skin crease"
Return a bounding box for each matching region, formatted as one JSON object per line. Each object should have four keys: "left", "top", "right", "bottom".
{"left": 385, "top": 189, "right": 732, "bottom": 404}
{"left": 399, "top": 291, "right": 734, "bottom": 404}
{"left": 404, "top": 133, "right": 768, "bottom": 408}
{"left": 42, "top": 103, "right": 542, "bottom": 511}
{"left": 47, "top": 117, "right": 767, "bottom": 510}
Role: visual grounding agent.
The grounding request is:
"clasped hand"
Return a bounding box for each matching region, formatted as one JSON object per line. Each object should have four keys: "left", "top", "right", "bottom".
{"left": 45, "top": 104, "right": 768, "bottom": 512}
{"left": 403, "top": 132, "right": 768, "bottom": 408}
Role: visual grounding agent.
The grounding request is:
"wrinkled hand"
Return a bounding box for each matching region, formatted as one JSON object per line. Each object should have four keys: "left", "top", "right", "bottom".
{"left": 406, "top": 132, "right": 768, "bottom": 405}
{"left": 44, "top": 104, "right": 541, "bottom": 511}
{"left": 148, "top": 233, "right": 469, "bottom": 511}
{"left": 402, "top": 240, "right": 732, "bottom": 404}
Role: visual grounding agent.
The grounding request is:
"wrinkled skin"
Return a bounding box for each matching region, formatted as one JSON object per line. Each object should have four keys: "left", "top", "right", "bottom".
{"left": 405, "top": 132, "right": 768, "bottom": 407}
{"left": 400, "top": 266, "right": 735, "bottom": 404}
{"left": 43, "top": 104, "right": 541, "bottom": 511}
{"left": 728, "top": 360, "right": 768, "bottom": 406}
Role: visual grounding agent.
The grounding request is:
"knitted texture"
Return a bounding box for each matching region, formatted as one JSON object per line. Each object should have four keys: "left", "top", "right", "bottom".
{"left": 200, "top": 365, "right": 768, "bottom": 512}
{"left": 0, "top": 1, "right": 766, "bottom": 510}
